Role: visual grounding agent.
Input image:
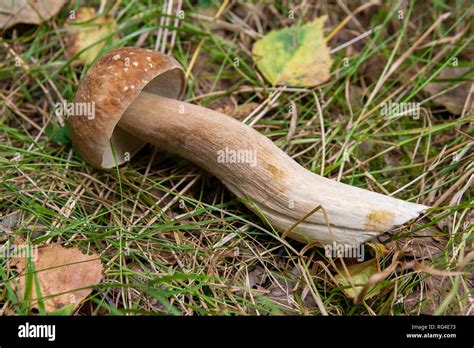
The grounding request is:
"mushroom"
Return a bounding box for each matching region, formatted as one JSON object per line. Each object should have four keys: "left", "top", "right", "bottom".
{"left": 69, "top": 47, "right": 428, "bottom": 246}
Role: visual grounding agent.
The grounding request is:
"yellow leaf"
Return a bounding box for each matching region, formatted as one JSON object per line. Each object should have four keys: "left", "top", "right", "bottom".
{"left": 335, "top": 259, "right": 380, "bottom": 300}
{"left": 367, "top": 242, "right": 388, "bottom": 258}
{"left": 252, "top": 16, "right": 333, "bottom": 87}
{"left": 64, "top": 7, "right": 117, "bottom": 66}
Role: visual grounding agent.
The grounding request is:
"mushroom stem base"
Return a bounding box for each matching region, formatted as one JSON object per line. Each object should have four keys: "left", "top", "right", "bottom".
{"left": 119, "top": 91, "right": 428, "bottom": 245}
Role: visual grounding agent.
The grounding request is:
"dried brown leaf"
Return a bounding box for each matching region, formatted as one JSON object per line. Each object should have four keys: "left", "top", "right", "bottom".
{"left": 12, "top": 243, "right": 103, "bottom": 312}
{"left": 0, "top": 0, "right": 65, "bottom": 29}
{"left": 423, "top": 67, "right": 473, "bottom": 115}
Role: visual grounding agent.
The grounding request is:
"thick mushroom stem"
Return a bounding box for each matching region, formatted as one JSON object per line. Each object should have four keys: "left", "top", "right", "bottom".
{"left": 119, "top": 91, "right": 427, "bottom": 245}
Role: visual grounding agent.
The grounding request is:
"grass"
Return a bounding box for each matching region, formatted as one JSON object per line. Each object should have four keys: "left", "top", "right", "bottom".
{"left": 0, "top": 0, "right": 473, "bottom": 315}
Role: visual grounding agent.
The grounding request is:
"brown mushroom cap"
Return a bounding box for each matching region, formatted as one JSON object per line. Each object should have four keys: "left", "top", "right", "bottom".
{"left": 70, "top": 47, "right": 185, "bottom": 168}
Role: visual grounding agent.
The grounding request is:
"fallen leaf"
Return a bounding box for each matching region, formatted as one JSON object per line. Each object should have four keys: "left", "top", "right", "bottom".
{"left": 213, "top": 102, "right": 260, "bottom": 121}
{"left": 252, "top": 16, "right": 333, "bottom": 87}
{"left": 0, "top": 211, "right": 23, "bottom": 235}
{"left": 423, "top": 67, "right": 473, "bottom": 115}
{"left": 377, "top": 224, "right": 446, "bottom": 260}
{"left": 404, "top": 273, "right": 471, "bottom": 315}
{"left": 64, "top": 7, "right": 117, "bottom": 66}
{"left": 0, "top": 0, "right": 65, "bottom": 29}
{"left": 231, "top": 102, "right": 260, "bottom": 120}
{"left": 367, "top": 242, "right": 387, "bottom": 258}
{"left": 334, "top": 259, "right": 380, "bottom": 300}
{"left": 12, "top": 243, "right": 103, "bottom": 312}
{"left": 45, "top": 122, "right": 71, "bottom": 145}
{"left": 247, "top": 266, "right": 265, "bottom": 288}
{"left": 267, "top": 267, "right": 301, "bottom": 311}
